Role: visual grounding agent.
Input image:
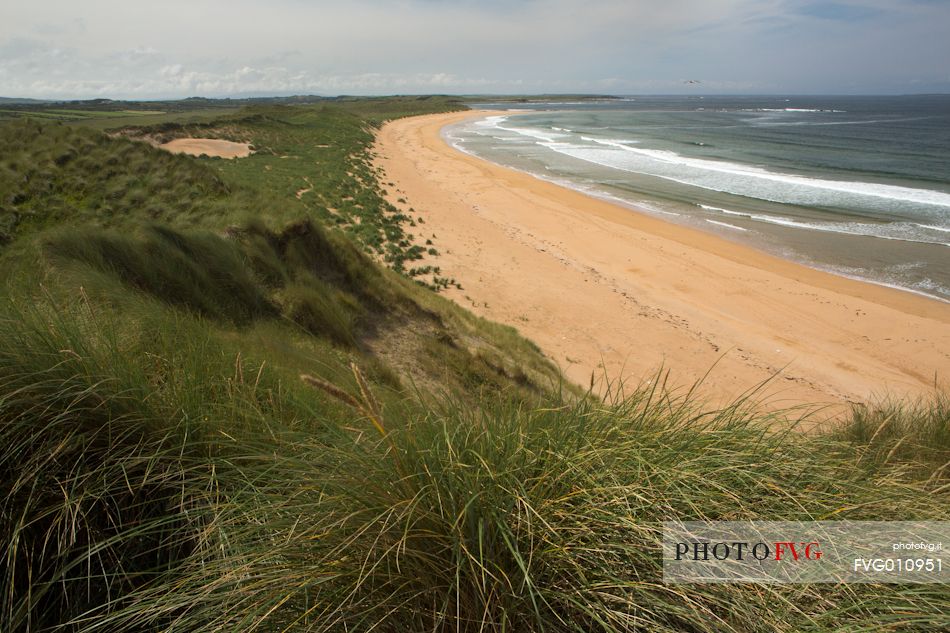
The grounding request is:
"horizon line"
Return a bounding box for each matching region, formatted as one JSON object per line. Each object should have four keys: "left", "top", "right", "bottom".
{"left": 3, "top": 92, "right": 950, "bottom": 104}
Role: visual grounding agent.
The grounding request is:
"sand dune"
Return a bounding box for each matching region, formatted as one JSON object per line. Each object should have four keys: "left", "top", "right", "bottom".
{"left": 373, "top": 111, "right": 950, "bottom": 411}
{"left": 159, "top": 138, "right": 252, "bottom": 159}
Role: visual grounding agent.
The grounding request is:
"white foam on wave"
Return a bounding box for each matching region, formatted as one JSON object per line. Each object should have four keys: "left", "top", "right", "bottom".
{"left": 537, "top": 140, "right": 950, "bottom": 210}
{"left": 445, "top": 135, "right": 475, "bottom": 157}
{"left": 582, "top": 137, "right": 640, "bottom": 148}
{"left": 748, "top": 108, "right": 846, "bottom": 113}
{"left": 705, "top": 219, "right": 748, "bottom": 231}
{"left": 824, "top": 268, "right": 950, "bottom": 304}
{"left": 750, "top": 116, "right": 931, "bottom": 128}
{"left": 479, "top": 117, "right": 633, "bottom": 149}
{"left": 474, "top": 115, "right": 509, "bottom": 128}
{"left": 496, "top": 124, "right": 568, "bottom": 144}
{"left": 697, "top": 205, "right": 950, "bottom": 246}
{"left": 699, "top": 204, "right": 739, "bottom": 214}
{"left": 592, "top": 193, "right": 681, "bottom": 217}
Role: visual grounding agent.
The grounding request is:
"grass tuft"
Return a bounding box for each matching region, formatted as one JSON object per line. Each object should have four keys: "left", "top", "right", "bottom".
{"left": 837, "top": 392, "right": 950, "bottom": 479}
{"left": 282, "top": 278, "right": 361, "bottom": 348}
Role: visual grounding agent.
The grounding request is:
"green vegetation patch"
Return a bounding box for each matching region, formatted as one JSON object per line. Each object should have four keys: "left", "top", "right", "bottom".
{"left": 0, "top": 118, "right": 233, "bottom": 243}
{"left": 45, "top": 224, "right": 278, "bottom": 325}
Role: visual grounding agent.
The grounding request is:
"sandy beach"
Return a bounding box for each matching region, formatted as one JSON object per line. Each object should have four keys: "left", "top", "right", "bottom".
{"left": 373, "top": 110, "right": 950, "bottom": 410}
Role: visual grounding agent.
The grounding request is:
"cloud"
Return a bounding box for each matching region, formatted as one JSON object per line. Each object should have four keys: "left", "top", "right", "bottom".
{"left": 795, "top": 2, "right": 883, "bottom": 21}
{"left": 0, "top": 1, "right": 948, "bottom": 98}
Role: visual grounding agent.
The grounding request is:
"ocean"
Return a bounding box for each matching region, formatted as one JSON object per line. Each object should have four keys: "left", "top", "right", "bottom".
{"left": 446, "top": 96, "right": 950, "bottom": 302}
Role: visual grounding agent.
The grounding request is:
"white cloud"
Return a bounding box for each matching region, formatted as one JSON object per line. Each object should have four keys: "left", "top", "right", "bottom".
{"left": 0, "top": 1, "right": 948, "bottom": 98}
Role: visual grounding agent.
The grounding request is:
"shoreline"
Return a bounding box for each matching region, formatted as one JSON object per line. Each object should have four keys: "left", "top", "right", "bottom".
{"left": 373, "top": 110, "right": 950, "bottom": 409}
{"left": 446, "top": 118, "right": 950, "bottom": 307}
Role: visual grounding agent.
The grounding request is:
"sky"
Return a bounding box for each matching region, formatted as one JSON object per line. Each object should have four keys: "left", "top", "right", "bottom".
{"left": 1, "top": 0, "right": 949, "bottom": 99}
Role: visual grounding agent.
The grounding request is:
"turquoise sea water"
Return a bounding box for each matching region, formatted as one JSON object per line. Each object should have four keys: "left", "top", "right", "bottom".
{"left": 447, "top": 96, "right": 950, "bottom": 301}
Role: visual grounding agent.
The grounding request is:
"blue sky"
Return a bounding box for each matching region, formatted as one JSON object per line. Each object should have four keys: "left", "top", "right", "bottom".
{"left": 1, "top": 0, "right": 948, "bottom": 98}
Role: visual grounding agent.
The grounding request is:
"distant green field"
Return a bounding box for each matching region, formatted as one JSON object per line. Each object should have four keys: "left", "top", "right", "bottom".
{"left": 34, "top": 108, "right": 156, "bottom": 117}
{"left": 0, "top": 103, "right": 242, "bottom": 130}
{"left": 0, "top": 107, "right": 155, "bottom": 119}
{"left": 74, "top": 107, "right": 244, "bottom": 130}
{"left": 0, "top": 108, "right": 84, "bottom": 121}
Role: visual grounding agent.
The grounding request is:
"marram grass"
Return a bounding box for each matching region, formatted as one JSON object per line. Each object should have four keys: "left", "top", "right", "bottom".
{"left": 0, "top": 298, "right": 946, "bottom": 631}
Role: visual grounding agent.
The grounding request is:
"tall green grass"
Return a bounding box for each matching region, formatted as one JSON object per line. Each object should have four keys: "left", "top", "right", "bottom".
{"left": 282, "top": 278, "right": 361, "bottom": 347}
{"left": 838, "top": 394, "right": 949, "bottom": 478}
{"left": 45, "top": 224, "right": 277, "bottom": 324}
{"left": 0, "top": 280, "right": 412, "bottom": 631}
{"left": 289, "top": 384, "right": 947, "bottom": 632}
{"left": 0, "top": 292, "right": 946, "bottom": 631}
{"left": 0, "top": 119, "right": 234, "bottom": 243}
{"left": 0, "top": 296, "right": 244, "bottom": 630}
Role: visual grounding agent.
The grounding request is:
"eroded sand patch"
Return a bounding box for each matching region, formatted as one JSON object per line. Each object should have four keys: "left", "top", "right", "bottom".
{"left": 296, "top": 177, "right": 314, "bottom": 199}
{"left": 160, "top": 138, "right": 252, "bottom": 159}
